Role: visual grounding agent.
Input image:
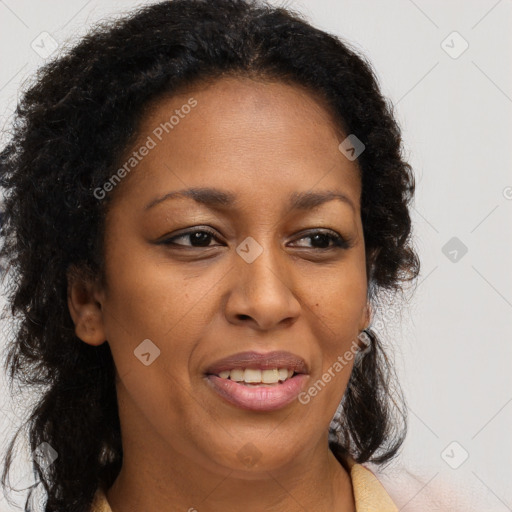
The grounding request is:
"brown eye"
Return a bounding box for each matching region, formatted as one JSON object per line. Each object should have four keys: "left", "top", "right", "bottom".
{"left": 161, "top": 228, "right": 220, "bottom": 248}
{"left": 292, "top": 230, "right": 351, "bottom": 250}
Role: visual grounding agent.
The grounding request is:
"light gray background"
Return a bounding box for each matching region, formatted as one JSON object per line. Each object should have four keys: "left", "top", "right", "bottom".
{"left": 1, "top": 1, "right": 511, "bottom": 511}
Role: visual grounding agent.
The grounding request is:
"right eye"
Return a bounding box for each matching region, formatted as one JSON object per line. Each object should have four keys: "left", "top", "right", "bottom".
{"left": 159, "top": 227, "right": 222, "bottom": 248}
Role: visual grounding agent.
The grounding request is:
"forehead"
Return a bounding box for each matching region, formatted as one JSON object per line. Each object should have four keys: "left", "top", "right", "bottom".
{"left": 111, "top": 76, "right": 361, "bottom": 206}
{"left": 142, "top": 75, "right": 345, "bottom": 140}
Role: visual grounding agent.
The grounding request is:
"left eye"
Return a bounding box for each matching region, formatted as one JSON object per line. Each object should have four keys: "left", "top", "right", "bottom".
{"left": 160, "top": 228, "right": 350, "bottom": 250}
{"left": 293, "top": 230, "right": 350, "bottom": 250}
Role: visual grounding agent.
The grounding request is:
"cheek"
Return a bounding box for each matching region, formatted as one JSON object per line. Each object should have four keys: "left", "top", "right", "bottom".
{"left": 310, "top": 266, "right": 367, "bottom": 335}
{"left": 100, "top": 256, "right": 212, "bottom": 431}
{"left": 101, "top": 242, "right": 224, "bottom": 376}
{"left": 305, "top": 261, "right": 367, "bottom": 396}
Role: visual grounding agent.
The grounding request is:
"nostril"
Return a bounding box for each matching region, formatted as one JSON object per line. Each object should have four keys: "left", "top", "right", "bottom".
{"left": 238, "top": 314, "right": 251, "bottom": 320}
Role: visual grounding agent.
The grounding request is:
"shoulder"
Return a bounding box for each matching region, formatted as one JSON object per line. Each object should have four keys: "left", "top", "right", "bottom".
{"left": 368, "top": 463, "right": 471, "bottom": 511}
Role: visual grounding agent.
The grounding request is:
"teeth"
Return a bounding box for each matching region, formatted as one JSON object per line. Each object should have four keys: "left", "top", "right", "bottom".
{"left": 262, "top": 369, "right": 279, "bottom": 384}
{"left": 217, "top": 367, "right": 296, "bottom": 384}
{"left": 230, "top": 369, "right": 244, "bottom": 382}
{"left": 244, "top": 368, "right": 261, "bottom": 383}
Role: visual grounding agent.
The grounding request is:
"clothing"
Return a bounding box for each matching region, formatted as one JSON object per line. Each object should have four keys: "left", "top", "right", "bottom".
{"left": 90, "top": 456, "right": 397, "bottom": 512}
{"left": 343, "top": 456, "right": 398, "bottom": 511}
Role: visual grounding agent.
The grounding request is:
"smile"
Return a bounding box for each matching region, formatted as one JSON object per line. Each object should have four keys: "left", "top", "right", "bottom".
{"left": 216, "top": 368, "right": 295, "bottom": 384}
{"left": 205, "top": 371, "right": 308, "bottom": 411}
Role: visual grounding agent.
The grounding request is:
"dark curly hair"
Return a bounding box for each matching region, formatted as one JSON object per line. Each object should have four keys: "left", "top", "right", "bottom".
{"left": 0, "top": 0, "right": 420, "bottom": 510}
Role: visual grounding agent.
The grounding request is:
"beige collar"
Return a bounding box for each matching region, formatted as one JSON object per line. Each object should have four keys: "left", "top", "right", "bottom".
{"left": 91, "top": 458, "right": 397, "bottom": 512}
{"left": 344, "top": 456, "right": 398, "bottom": 511}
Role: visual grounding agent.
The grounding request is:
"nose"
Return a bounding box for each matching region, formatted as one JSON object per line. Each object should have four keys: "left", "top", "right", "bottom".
{"left": 224, "top": 240, "right": 301, "bottom": 331}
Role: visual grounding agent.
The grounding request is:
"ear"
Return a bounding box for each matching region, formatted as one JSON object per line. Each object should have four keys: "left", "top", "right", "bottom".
{"left": 358, "top": 302, "right": 372, "bottom": 333}
{"left": 67, "top": 265, "right": 106, "bottom": 346}
{"left": 356, "top": 302, "right": 372, "bottom": 350}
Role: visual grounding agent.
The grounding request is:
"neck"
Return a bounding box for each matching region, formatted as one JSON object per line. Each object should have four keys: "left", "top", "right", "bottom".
{"left": 106, "top": 436, "right": 355, "bottom": 512}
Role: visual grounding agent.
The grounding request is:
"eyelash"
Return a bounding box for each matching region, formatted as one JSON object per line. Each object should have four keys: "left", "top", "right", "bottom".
{"left": 160, "top": 227, "right": 351, "bottom": 251}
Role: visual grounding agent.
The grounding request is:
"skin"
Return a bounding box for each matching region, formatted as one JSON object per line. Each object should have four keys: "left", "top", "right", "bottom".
{"left": 68, "top": 76, "right": 371, "bottom": 512}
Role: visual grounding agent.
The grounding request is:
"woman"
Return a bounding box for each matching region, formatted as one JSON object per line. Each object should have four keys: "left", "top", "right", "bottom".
{"left": 0, "top": 0, "right": 420, "bottom": 510}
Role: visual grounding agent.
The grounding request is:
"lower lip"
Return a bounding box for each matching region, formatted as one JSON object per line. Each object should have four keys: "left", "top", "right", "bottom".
{"left": 205, "top": 374, "right": 309, "bottom": 411}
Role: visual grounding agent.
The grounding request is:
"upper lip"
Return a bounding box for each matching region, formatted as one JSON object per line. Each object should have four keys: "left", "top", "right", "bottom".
{"left": 205, "top": 351, "right": 308, "bottom": 375}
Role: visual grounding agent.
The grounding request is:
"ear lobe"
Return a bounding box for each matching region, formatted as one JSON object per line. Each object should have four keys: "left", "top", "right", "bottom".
{"left": 67, "top": 266, "right": 106, "bottom": 346}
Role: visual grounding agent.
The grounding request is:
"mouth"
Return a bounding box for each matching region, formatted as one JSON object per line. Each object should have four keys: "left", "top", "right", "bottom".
{"left": 210, "top": 367, "right": 297, "bottom": 385}
{"left": 204, "top": 351, "right": 309, "bottom": 411}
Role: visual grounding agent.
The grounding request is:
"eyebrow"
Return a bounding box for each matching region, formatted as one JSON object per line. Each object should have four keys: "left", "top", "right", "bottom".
{"left": 144, "top": 187, "right": 356, "bottom": 213}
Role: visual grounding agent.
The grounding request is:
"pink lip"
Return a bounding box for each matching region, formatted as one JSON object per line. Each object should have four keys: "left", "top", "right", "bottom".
{"left": 205, "top": 350, "right": 308, "bottom": 375}
{"left": 205, "top": 374, "right": 309, "bottom": 411}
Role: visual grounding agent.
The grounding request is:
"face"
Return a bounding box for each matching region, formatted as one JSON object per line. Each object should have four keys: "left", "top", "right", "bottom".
{"left": 69, "top": 76, "right": 370, "bottom": 476}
